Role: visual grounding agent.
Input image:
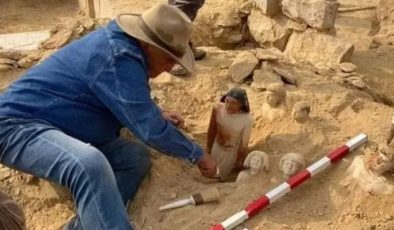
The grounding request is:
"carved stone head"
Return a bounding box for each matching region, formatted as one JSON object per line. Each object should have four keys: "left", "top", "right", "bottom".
{"left": 279, "top": 153, "right": 305, "bottom": 177}
{"left": 266, "top": 84, "right": 286, "bottom": 108}
{"left": 244, "top": 151, "right": 269, "bottom": 172}
{"left": 292, "top": 101, "right": 311, "bottom": 123}
{"left": 366, "top": 148, "right": 393, "bottom": 175}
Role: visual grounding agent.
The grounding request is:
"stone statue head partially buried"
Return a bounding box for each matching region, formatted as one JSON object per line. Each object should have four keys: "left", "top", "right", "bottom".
{"left": 279, "top": 153, "right": 305, "bottom": 178}
{"left": 236, "top": 151, "right": 269, "bottom": 183}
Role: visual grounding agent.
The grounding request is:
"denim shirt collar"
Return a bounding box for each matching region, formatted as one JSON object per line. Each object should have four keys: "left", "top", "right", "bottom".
{"left": 106, "top": 20, "right": 150, "bottom": 72}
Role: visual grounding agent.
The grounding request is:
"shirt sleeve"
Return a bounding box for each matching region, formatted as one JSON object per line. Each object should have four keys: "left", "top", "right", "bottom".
{"left": 89, "top": 50, "right": 203, "bottom": 164}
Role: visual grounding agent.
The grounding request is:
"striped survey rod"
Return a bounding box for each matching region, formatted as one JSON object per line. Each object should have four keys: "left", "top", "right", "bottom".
{"left": 210, "top": 133, "right": 368, "bottom": 230}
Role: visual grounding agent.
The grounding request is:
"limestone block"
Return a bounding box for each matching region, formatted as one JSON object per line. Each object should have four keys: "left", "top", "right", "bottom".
{"left": 248, "top": 8, "right": 293, "bottom": 51}
{"left": 255, "top": 47, "right": 284, "bottom": 61}
{"left": 284, "top": 29, "right": 354, "bottom": 66}
{"left": 251, "top": 69, "right": 283, "bottom": 90}
{"left": 272, "top": 67, "right": 297, "bottom": 85}
{"left": 339, "top": 62, "right": 357, "bottom": 73}
{"left": 192, "top": 0, "right": 245, "bottom": 49}
{"left": 371, "top": 0, "right": 394, "bottom": 46}
{"left": 254, "top": 0, "right": 281, "bottom": 17}
{"left": 376, "top": 0, "right": 394, "bottom": 27}
{"left": 229, "top": 51, "right": 259, "bottom": 83}
{"left": 0, "top": 30, "right": 50, "bottom": 51}
{"left": 281, "top": 0, "right": 339, "bottom": 29}
{"left": 40, "top": 23, "right": 80, "bottom": 50}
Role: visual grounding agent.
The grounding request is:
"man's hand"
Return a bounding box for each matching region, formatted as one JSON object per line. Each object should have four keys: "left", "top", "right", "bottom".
{"left": 197, "top": 152, "right": 218, "bottom": 178}
{"left": 162, "top": 110, "right": 185, "bottom": 128}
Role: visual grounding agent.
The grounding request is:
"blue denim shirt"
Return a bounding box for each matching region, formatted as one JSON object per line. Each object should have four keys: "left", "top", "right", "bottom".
{"left": 0, "top": 21, "right": 202, "bottom": 164}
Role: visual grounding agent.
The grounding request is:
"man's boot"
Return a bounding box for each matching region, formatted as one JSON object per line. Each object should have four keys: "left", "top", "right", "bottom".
{"left": 170, "top": 42, "right": 206, "bottom": 76}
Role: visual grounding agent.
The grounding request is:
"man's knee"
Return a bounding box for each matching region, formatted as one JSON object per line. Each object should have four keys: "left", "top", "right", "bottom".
{"left": 133, "top": 142, "right": 151, "bottom": 175}
{"left": 76, "top": 146, "right": 114, "bottom": 180}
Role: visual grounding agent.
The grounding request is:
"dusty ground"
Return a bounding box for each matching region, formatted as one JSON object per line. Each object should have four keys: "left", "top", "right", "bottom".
{"left": 1, "top": 0, "right": 394, "bottom": 230}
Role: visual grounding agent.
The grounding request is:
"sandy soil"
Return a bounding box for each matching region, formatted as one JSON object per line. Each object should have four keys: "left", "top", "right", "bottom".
{"left": 0, "top": 0, "right": 394, "bottom": 230}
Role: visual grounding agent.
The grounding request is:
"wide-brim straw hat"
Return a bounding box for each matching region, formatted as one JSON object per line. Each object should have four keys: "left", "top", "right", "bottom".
{"left": 116, "top": 3, "right": 195, "bottom": 73}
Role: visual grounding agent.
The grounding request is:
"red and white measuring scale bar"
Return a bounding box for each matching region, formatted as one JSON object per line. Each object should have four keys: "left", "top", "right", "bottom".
{"left": 210, "top": 133, "right": 368, "bottom": 230}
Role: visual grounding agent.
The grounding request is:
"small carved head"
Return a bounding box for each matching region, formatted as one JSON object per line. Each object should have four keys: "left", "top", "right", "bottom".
{"left": 366, "top": 148, "right": 393, "bottom": 175}
{"left": 244, "top": 151, "right": 269, "bottom": 171}
{"left": 279, "top": 153, "right": 305, "bottom": 177}
{"left": 292, "top": 101, "right": 311, "bottom": 123}
{"left": 266, "top": 84, "right": 286, "bottom": 108}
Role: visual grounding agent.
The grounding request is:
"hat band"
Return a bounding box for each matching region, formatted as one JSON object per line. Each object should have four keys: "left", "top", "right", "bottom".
{"left": 137, "top": 17, "right": 185, "bottom": 58}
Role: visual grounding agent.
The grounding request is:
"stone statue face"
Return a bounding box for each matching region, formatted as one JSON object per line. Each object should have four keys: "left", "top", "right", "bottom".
{"left": 293, "top": 108, "right": 309, "bottom": 123}
{"left": 224, "top": 96, "right": 242, "bottom": 114}
{"left": 367, "top": 153, "right": 392, "bottom": 175}
{"left": 250, "top": 155, "right": 263, "bottom": 170}
{"left": 281, "top": 158, "right": 301, "bottom": 176}
{"left": 266, "top": 91, "right": 280, "bottom": 107}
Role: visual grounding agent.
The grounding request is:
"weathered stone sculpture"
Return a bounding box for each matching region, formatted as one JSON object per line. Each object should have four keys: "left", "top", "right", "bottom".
{"left": 261, "top": 84, "right": 287, "bottom": 121}
{"left": 292, "top": 101, "right": 311, "bottom": 123}
{"left": 279, "top": 153, "right": 305, "bottom": 178}
{"left": 236, "top": 151, "right": 269, "bottom": 183}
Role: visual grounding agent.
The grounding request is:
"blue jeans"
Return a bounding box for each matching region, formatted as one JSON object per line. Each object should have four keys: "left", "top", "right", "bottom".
{"left": 0, "top": 117, "right": 151, "bottom": 230}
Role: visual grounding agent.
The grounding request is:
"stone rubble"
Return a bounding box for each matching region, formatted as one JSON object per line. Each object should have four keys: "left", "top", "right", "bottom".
{"left": 229, "top": 51, "right": 259, "bottom": 83}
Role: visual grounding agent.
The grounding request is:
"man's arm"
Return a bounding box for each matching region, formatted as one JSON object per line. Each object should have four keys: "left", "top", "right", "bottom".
{"left": 90, "top": 53, "right": 202, "bottom": 164}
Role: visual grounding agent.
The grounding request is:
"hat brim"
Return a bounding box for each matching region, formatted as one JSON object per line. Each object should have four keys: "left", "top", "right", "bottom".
{"left": 116, "top": 13, "right": 194, "bottom": 74}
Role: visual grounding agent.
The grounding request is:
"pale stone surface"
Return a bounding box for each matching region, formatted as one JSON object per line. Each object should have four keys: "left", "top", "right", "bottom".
{"left": 343, "top": 155, "right": 394, "bottom": 195}
{"left": 79, "top": 0, "right": 114, "bottom": 18}
{"left": 255, "top": 47, "right": 284, "bottom": 61}
{"left": 254, "top": 0, "right": 281, "bottom": 16}
{"left": 80, "top": 18, "right": 96, "bottom": 30}
{"left": 229, "top": 51, "right": 259, "bottom": 83}
{"left": 284, "top": 30, "right": 354, "bottom": 66}
{"left": 193, "top": 0, "right": 245, "bottom": 49}
{"left": 150, "top": 72, "right": 180, "bottom": 86}
{"left": 0, "top": 30, "right": 50, "bottom": 51}
{"left": 339, "top": 62, "right": 357, "bottom": 73}
{"left": 351, "top": 79, "right": 366, "bottom": 89}
{"left": 336, "top": 72, "right": 354, "bottom": 78}
{"left": 281, "top": 0, "right": 339, "bottom": 29}
{"left": 248, "top": 8, "right": 293, "bottom": 51}
{"left": 376, "top": 0, "right": 394, "bottom": 28}
{"left": 251, "top": 69, "right": 283, "bottom": 90}
{"left": 372, "top": 0, "right": 394, "bottom": 46}
{"left": 272, "top": 67, "right": 297, "bottom": 85}
{"left": 40, "top": 24, "right": 76, "bottom": 50}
